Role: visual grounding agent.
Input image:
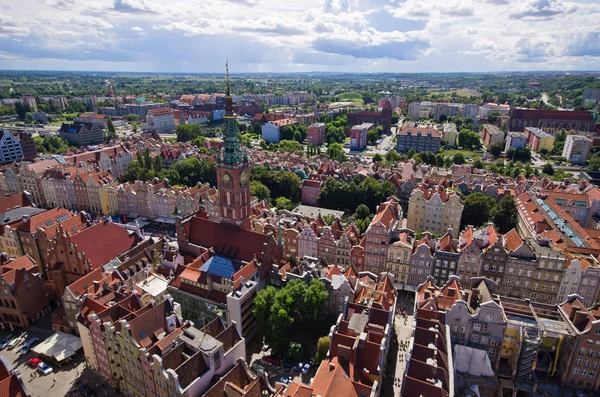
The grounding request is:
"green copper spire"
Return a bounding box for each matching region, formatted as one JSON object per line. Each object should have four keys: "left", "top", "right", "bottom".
{"left": 221, "top": 59, "right": 246, "bottom": 166}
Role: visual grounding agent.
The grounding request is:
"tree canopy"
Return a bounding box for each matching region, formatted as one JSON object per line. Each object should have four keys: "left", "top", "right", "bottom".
{"left": 460, "top": 192, "right": 497, "bottom": 230}
{"left": 318, "top": 176, "right": 395, "bottom": 214}
{"left": 254, "top": 279, "right": 328, "bottom": 352}
{"left": 458, "top": 129, "right": 481, "bottom": 149}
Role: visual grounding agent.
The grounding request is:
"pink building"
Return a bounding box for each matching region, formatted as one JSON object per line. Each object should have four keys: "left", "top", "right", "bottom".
{"left": 307, "top": 122, "right": 326, "bottom": 145}
{"left": 350, "top": 123, "right": 372, "bottom": 150}
{"left": 301, "top": 175, "right": 325, "bottom": 206}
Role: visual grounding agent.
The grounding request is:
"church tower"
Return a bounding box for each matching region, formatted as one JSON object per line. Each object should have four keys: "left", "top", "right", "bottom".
{"left": 216, "top": 60, "right": 251, "bottom": 229}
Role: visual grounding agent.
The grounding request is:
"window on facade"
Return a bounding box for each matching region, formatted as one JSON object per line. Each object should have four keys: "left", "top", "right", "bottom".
{"left": 471, "top": 334, "right": 479, "bottom": 343}
{"left": 473, "top": 323, "right": 481, "bottom": 332}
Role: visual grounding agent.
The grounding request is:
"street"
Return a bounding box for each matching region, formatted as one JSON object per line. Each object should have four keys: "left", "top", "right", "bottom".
{"left": 0, "top": 321, "right": 122, "bottom": 397}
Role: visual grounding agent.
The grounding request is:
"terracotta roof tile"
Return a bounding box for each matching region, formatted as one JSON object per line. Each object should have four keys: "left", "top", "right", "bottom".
{"left": 70, "top": 222, "right": 141, "bottom": 268}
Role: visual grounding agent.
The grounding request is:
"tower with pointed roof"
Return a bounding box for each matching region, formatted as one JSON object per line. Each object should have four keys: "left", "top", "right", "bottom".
{"left": 216, "top": 60, "right": 251, "bottom": 229}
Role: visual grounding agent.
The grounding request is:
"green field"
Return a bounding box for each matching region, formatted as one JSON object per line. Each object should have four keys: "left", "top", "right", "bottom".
{"left": 429, "top": 88, "right": 481, "bottom": 97}
{"left": 335, "top": 92, "right": 363, "bottom": 102}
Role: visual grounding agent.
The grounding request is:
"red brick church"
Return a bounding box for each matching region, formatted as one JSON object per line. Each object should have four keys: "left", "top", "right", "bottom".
{"left": 348, "top": 100, "right": 393, "bottom": 133}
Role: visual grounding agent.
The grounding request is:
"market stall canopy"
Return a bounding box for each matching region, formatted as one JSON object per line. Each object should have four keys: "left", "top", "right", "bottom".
{"left": 32, "top": 331, "right": 83, "bottom": 362}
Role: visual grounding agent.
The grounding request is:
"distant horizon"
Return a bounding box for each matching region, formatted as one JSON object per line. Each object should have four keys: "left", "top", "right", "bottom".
{"left": 0, "top": 0, "right": 598, "bottom": 73}
{"left": 1, "top": 68, "right": 600, "bottom": 76}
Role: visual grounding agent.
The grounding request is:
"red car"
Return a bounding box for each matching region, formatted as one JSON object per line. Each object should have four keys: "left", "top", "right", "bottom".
{"left": 28, "top": 357, "right": 42, "bottom": 368}
{"left": 265, "top": 355, "right": 281, "bottom": 366}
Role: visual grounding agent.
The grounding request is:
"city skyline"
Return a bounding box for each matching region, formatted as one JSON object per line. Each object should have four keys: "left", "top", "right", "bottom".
{"left": 0, "top": 0, "right": 598, "bottom": 73}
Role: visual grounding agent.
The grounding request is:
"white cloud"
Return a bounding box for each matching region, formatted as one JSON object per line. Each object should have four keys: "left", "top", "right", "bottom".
{"left": 0, "top": 0, "right": 598, "bottom": 72}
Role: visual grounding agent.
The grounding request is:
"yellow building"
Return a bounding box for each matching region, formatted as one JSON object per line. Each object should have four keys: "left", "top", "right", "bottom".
{"left": 386, "top": 232, "right": 414, "bottom": 289}
{"left": 407, "top": 186, "right": 464, "bottom": 235}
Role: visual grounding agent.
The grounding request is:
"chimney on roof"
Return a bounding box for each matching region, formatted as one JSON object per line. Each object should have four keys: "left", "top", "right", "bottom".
{"left": 570, "top": 306, "right": 580, "bottom": 322}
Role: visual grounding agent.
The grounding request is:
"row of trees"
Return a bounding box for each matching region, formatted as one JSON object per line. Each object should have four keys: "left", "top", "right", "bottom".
{"left": 280, "top": 123, "right": 308, "bottom": 143}
{"left": 318, "top": 176, "right": 396, "bottom": 215}
{"left": 250, "top": 166, "right": 302, "bottom": 204}
{"left": 324, "top": 115, "right": 348, "bottom": 144}
{"left": 33, "top": 135, "right": 71, "bottom": 154}
{"left": 127, "top": 155, "right": 216, "bottom": 187}
{"left": 254, "top": 279, "right": 328, "bottom": 352}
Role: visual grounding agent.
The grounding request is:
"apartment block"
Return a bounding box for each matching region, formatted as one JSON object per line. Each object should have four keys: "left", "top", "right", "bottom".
{"left": 525, "top": 127, "right": 554, "bottom": 152}
{"left": 147, "top": 107, "right": 176, "bottom": 133}
{"left": 396, "top": 123, "right": 442, "bottom": 153}
{"left": 442, "top": 123, "right": 458, "bottom": 147}
{"left": 562, "top": 134, "right": 592, "bottom": 164}
{"left": 350, "top": 123, "right": 372, "bottom": 150}
{"left": 481, "top": 124, "right": 504, "bottom": 147}
{"left": 505, "top": 131, "right": 528, "bottom": 152}
{"left": 307, "top": 122, "right": 326, "bottom": 145}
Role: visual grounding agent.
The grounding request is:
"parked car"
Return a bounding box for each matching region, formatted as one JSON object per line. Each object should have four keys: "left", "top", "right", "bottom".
{"left": 37, "top": 362, "right": 53, "bottom": 375}
{"left": 302, "top": 363, "right": 311, "bottom": 374}
{"left": 265, "top": 355, "right": 281, "bottom": 366}
{"left": 278, "top": 376, "right": 291, "bottom": 385}
{"left": 28, "top": 357, "right": 42, "bottom": 368}
{"left": 296, "top": 362, "right": 304, "bottom": 372}
{"left": 7, "top": 335, "right": 25, "bottom": 350}
{"left": 0, "top": 333, "right": 14, "bottom": 349}
{"left": 282, "top": 358, "right": 292, "bottom": 371}
{"left": 19, "top": 337, "right": 39, "bottom": 355}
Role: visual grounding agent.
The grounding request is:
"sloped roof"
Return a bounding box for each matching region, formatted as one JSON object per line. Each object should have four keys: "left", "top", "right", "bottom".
{"left": 183, "top": 216, "right": 266, "bottom": 263}
{"left": 70, "top": 222, "right": 140, "bottom": 268}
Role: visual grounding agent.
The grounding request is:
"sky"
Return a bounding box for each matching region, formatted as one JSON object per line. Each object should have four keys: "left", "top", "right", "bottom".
{"left": 0, "top": 0, "right": 599, "bottom": 73}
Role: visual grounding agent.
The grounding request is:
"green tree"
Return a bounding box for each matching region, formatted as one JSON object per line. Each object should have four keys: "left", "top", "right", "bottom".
{"left": 542, "top": 162, "right": 555, "bottom": 176}
{"left": 304, "top": 279, "right": 329, "bottom": 321}
{"left": 373, "top": 153, "right": 383, "bottom": 163}
{"left": 288, "top": 342, "right": 304, "bottom": 361}
{"left": 250, "top": 180, "right": 270, "bottom": 202}
{"left": 105, "top": 117, "right": 117, "bottom": 142}
{"left": 315, "top": 336, "right": 330, "bottom": 363}
{"left": 276, "top": 197, "right": 294, "bottom": 210}
{"left": 354, "top": 204, "right": 371, "bottom": 220}
{"left": 367, "top": 129, "right": 379, "bottom": 145}
{"left": 487, "top": 111, "right": 500, "bottom": 124}
{"left": 460, "top": 192, "right": 497, "bottom": 230}
{"left": 407, "top": 148, "right": 416, "bottom": 158}
{"left": 453, "top": 152, "right": 466, "bottom": 165}
{"left": 489, "top": 142, "right": 504, "bottom": 158}
{"left": 492, "top": 195, "right": 517, "bottom": 234}
{"left": 279, "top": 140, "right": 303, "bottom": 154}
{"left": 153, "top": 155, "right": 163, "bottom": 172}
{"left": 326, "top": 143, "right": 347, "bottom": 162}
{"left": 589, "top": 156, "right": 600, "bottom": 171}
{"left": 458, "top": 129, "right": 481, "bottom": 149}
{"left": 473, "top": 158, "right": 485, "bottom": 169}
{"left": 254, "top": 286, "right": 278, "bottom": 348}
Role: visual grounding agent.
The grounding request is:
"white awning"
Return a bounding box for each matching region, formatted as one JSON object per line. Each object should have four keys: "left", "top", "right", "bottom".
{"left": 32, "top": 331, "right": 83, "bottom": 362}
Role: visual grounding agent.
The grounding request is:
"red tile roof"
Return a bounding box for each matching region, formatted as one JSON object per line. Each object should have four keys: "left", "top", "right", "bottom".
{"left": 504, "top": 229, "right": 523, "bottom": 252}
{"left": 0, "top": 194, "right": 33, "bottom": 213}
{"left": 310, "top": 357, "right": 359, "bottom": 397}
{"left": 148, "top": 107, "right": 173, "bottom": 117}
{"left": 184, "top": 216, "right": 267, "bottom": 263}
{"left": 16, "top": 208, "right": 73, "bottom": 234}
{"left": 70, "top": 222, "right": 141, "bottom": 268}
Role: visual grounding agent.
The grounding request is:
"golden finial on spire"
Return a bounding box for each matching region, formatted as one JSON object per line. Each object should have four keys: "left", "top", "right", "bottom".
{"left": 226, "top": 58, "right": 231, "bottom": 97}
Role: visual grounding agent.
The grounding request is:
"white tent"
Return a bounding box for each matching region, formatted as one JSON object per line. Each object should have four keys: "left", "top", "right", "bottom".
{"left": 32, "top": 331, "right": 83, "bottom": 362}
{"left": 453, "top": 345, "right": 495, "bottom": 377}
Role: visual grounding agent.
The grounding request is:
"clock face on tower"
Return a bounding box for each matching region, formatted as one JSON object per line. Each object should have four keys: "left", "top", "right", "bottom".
{"left": 222, "top": 172, "right": 231, "bottom": 185}
{"left": 240, "top": 170, "right": 249, "bottom": 186}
